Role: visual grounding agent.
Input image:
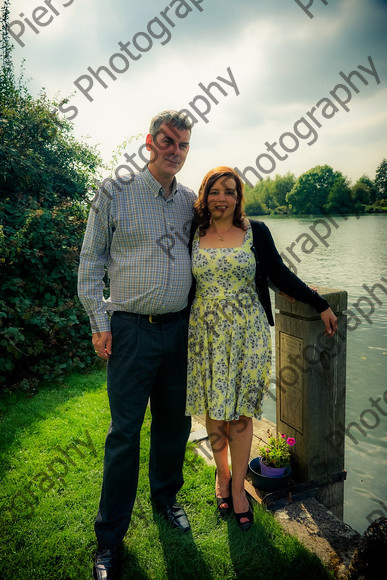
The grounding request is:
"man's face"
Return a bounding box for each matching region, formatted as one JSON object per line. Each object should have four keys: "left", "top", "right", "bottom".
{"left": 146, "top": 122, "right": 190, "bottom": 181}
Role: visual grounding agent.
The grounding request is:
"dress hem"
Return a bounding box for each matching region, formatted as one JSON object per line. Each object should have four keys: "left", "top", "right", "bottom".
{"left": 185, "top": 409, "right": 264, "bottom": 422}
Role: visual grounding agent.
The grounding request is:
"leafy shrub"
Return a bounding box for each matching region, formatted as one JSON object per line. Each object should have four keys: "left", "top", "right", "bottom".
{"left": 0, "top": 1, "right": 102, "bottom": 391}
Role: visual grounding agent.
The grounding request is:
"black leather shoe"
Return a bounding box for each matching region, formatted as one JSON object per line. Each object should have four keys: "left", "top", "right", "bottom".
{"left": 93, "top": 546, "right": 119, "bottom": 580}
{"left": 157, "top": 502, "right": 191, "bottom": 532}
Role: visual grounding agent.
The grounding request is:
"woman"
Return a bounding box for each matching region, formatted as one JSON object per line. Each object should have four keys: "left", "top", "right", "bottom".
{"left": 185, "top": 167, "right": 337, "bottom": 531}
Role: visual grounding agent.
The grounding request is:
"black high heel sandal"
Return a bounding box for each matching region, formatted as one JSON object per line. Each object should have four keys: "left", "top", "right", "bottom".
{"left": 215, "top": 469, "right": 232, "bottom": 518}
{"left": 234, "top": 494, "right": 254, "bottom": 531}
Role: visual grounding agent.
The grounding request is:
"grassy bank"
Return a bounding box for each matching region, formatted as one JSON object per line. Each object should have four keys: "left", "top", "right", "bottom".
{"left": 0, "top": 369, "right": 334, "bottom": 579}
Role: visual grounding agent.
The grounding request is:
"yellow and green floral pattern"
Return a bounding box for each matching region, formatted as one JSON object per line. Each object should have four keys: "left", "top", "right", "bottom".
{"left": 186, "top": 226, "right": 272, "bottom": 421}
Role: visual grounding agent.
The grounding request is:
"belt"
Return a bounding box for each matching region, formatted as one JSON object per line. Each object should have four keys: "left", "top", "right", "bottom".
{"left": 114, "top": 307, "right": 189, "bottom": 324}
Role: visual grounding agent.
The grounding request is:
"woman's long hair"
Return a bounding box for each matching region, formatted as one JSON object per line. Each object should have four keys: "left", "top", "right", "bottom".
{"left": 194, "top": 166, "right": 247, "bottom": 236}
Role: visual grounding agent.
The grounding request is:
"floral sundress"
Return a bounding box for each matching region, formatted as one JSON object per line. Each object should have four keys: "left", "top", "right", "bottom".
{"left": 186, "top": 225, "right": 272, "bottom": 421}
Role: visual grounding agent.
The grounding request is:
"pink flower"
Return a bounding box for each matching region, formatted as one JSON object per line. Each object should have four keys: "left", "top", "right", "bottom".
{"left": 287, "top": 437, "right": 296, "bottom": 446}
{"left": 280, "top": 433, "right": 286, "bottom": 438}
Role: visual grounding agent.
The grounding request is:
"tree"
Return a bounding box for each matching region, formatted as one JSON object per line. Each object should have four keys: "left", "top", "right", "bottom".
{"left": 272, "top": 172, "right": 296, "bottom": 208}
{"left": 244, "top": 173, "right": 295, "bottom": 215}
{"left": 351, "top": 181, "right": 370, "bottom": 206}
{"left": 357, "top": 174, "right": 378, "bottom": 204}
{"left": 286, "top": 165, "right": 343, "bottom": 214}
{"left": 0, "top": 1, "right": 103, "bottom": 391}
{"left": 324, "top": 176, "right": 353, "bottom": 213}
{"left": 375, "top": 159, "right": 387, "bottom": 201}
{"left": 243, "top": 184, "right": 267, "bottom": 216}
{"left": 259, "top": 178, "right": 277, "bottom": 212}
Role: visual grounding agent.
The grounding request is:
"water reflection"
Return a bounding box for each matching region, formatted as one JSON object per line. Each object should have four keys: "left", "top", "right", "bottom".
{"left": 258, "top": 214, "right": 387, "bottom": 534}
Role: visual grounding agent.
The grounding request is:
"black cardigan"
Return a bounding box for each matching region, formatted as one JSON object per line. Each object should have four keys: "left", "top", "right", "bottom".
{"left": 188, "top": 219, "right": 329, "bottom": 326}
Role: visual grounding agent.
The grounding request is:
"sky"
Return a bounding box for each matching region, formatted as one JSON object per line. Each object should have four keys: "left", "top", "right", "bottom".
{"left": 5, "top": 0, "right": 387, "bottom": 193}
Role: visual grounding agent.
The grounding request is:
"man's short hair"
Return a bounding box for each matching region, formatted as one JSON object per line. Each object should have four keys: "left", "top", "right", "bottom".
{"left": 149, "top": 110, "right": 192, "bottom": 136}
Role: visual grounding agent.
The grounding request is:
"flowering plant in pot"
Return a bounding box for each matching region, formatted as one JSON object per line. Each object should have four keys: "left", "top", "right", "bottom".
{"left": 258, "top": 432, "right": 296, "bottom": 477}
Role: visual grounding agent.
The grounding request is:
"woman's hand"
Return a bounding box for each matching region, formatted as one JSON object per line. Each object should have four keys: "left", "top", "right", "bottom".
{"left": 278, "top": 287, "right": 338, "bottom": 337}
{"left": 320, "top": 307, "right": 338, "bottom": 337}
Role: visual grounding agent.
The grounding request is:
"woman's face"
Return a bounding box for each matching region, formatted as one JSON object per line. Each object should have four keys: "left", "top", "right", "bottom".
{"left": 206, "top": 176, "right": 239, "bottom": 221}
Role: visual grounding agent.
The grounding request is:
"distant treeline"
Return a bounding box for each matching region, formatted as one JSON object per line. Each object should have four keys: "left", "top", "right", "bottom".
{"left": 243, "top": 162, "right": 387, "bottom": 216}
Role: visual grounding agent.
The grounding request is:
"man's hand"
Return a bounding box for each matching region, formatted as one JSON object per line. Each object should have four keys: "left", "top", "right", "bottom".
{"left": 92, "top": 331, "right": 112, "bottom": 360}
{"left": 320, "top": 307, "right": 338, "bottom": 337}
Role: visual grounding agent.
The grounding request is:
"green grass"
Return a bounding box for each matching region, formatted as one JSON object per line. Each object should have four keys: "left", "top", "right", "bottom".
{"left": 0, "top": 369, "right": 334, "bottom": 579}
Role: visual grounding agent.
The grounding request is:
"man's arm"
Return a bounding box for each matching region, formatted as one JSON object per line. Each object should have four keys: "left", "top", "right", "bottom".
{"left": 78, "top": 184, "right": 114, "bottom": 354}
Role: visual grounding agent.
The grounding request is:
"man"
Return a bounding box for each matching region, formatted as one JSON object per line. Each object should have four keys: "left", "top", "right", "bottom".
{"left": 78, "top": 111, "right": 195, "bottom": 580}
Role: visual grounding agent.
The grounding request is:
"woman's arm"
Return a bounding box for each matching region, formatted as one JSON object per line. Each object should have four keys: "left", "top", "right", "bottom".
{"left": 260, "top": 223, "right": 338, "bottom": 336}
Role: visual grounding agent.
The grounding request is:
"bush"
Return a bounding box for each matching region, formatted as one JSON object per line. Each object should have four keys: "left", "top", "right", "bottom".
{"left": 0, "top": 1, "right": 103, "bottom": 391}
{"left": 365, "top": 198, "right": 387, "bottom": 213}
{"left": 0, "top": 199, "right": 99, "bottom": 391}
{"left": 272, "top": 205, "right": 290, "bottom": 215}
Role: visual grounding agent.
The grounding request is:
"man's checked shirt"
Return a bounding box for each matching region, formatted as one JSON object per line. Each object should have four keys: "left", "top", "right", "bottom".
{"left": 78, "top": 167, "right": 196, "bottom": 333}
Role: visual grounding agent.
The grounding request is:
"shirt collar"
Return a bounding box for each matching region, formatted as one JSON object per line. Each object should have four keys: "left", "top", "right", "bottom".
{"left": 143, "top": 165, "right": 178, "bottom": 199}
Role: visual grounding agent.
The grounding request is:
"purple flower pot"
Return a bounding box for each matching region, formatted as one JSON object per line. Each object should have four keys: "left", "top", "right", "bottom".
{"left": 259, "top": 460, "right": 287, "bottom": 478}
{"left": 248, "top": 457, "right": 291, "bottom": 492}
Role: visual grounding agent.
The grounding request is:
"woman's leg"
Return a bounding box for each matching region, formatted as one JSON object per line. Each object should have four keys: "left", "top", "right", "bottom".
{"left": 228, "top": 416, "right": 253, "bottom": 523}
{"left": 206, "top": 414, "right": 231, "bottom": 505}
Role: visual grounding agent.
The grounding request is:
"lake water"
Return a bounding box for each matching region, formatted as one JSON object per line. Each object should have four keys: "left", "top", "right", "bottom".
{"left": 258, "top": 213, "right": 387, "bottom": 534}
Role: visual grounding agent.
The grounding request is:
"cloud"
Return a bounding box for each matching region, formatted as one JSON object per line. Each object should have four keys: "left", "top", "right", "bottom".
{"left": 6, "top": 0, "right": 387, "bottom": 187}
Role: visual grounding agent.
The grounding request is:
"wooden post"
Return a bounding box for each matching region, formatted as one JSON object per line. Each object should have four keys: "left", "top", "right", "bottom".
{"left": 275, "top": 287, "right": 348, "bottom": 519}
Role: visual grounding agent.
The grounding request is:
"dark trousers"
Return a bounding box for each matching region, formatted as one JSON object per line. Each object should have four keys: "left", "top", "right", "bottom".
{"left": 94, "top": 311, "right": 192, "bottom": 548}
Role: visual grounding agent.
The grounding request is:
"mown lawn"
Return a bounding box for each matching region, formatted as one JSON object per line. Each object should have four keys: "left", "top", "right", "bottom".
{"left": 0, "top": 369, "right": 334, "bottom": 579}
